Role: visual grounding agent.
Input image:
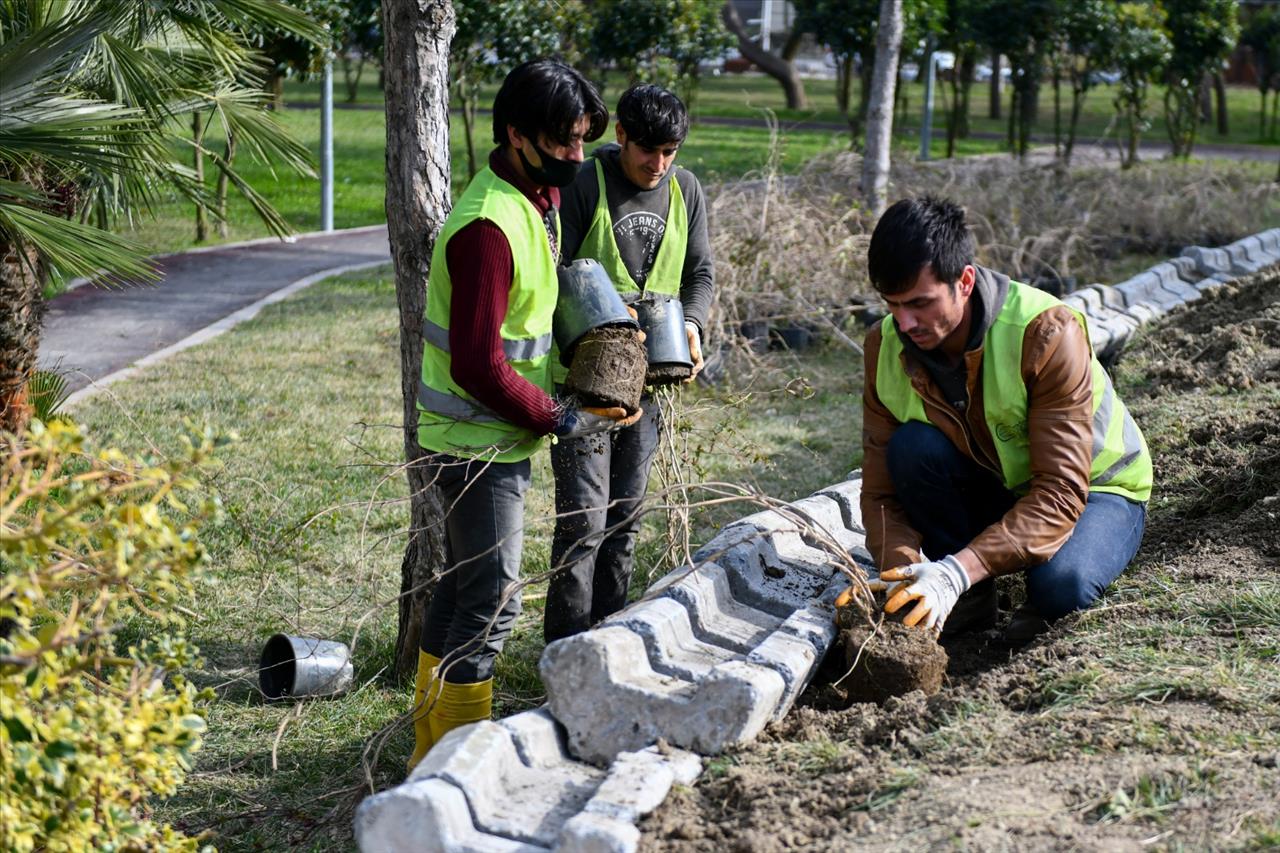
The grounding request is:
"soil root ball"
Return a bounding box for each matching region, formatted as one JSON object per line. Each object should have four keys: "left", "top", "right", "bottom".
{"left": 564, "top": 326, "right": 648, "bottom": 413}
{"left": 826, "top": 612, "right": 948, "bottom": 707}
{"left": 646, "top": 362, "right": 693, "bottom": 386}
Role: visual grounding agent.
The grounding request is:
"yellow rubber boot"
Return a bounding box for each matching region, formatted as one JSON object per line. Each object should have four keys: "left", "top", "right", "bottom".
{"left": 427, "top": 677, "right": 493, "bottom": 745}
{"left": 406, "top": 651, "right": 442, "bottom": 772}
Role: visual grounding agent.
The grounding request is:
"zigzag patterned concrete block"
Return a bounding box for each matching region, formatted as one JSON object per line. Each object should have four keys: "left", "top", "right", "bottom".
{"left": 692, "top": 527, "right": 832, "bottom": 616}
{"left": 354, "top": 775, "right": 540, "bottom": 853}
{"left": 1225, "top": 239, "right": 1262, "bottom": 275}
{"left": 1181, "top": 245, "right": 1232, "bottom": 277}
{"left": 649, "top": 561, "right": 782, "bottom": 653}
{"left": 1113, "top": 271, "right": 1184, "bottom": 313}
{"left": 603, "top": 597, "right": 743, "bottom": 682}
{"left": 542, "top": 626, "right": 785, "bottom": 764}
{"left": 1148, "top": 262, "right": 1202, "bottom": 305}
{"left": 356, "top": 711, "right": 700, "bottom": 853}
{"left": 814, "top": 473, "right": 867, "bottom": 534}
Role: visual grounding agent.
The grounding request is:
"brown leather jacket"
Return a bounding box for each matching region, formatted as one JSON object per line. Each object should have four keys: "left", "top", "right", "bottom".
{"left": 861, "top": 278, "right": 1095, "bottom": 577}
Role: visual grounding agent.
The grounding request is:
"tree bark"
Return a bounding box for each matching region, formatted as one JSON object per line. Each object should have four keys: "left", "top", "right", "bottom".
{"left": 215, "top": 129, "right": 236, "bottom": 239}
{"left": 861, "top": 0, "right": 903, "bottom": 217}
{"left": 382, "top": 0, "right": 455, "bottom": 681}
{"left": 193, "top": 113, "right": 208, "bottom": 243}
{"left": 1213, "top": 71, "right": 1228, "bottom": 136}
{"left": 721, "top": 1, "right": 807, "bottom": 109}
{"left": 989, "top": 50, "right": 1002, "bottom": 120}
{"left": 0, "top": 239, "right": 40, "bottom": 436}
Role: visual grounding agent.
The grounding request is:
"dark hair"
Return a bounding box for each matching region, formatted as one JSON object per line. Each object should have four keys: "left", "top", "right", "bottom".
{"left": 866, "top": 196, "right": 975, "bottom": 294}
{"left": 491, "top": 59, "right": 608, "bottom": 147}
{"left": 616, "top": 83, "right": 689, "bottom": 147}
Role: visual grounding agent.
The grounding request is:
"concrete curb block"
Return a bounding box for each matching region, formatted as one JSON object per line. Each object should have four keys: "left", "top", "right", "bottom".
{"left": 355, "top": 710, "right": 699, "bottom": 853}
{"left": 541, "top": 625, "right": 786, "bottom": 764}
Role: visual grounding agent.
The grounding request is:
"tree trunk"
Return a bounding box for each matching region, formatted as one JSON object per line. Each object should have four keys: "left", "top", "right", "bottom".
{"left": 215, "top": 129, "right": 237, "bottom": 239}
{"left": 720, "top": 1, "right": 807, "bottom": 109}
{"left": 193, "top": 113, "right": 208, "bottom": 243}
{"left": 382, "top": 0, "right": 455, "bottom": 681}
{"left": 341, "top": 53, "right": 366, "bottom": 103}
{"left": 1213, "top": 71, "right": 1228, "bottom": 136}
{"left": 266, "top": 71, "right": 286, "bottom": 110}
{"left": 861, "top": 0, "right": 903, "bottom": 217}
{"left": 0, "top": 238, "right": 41, "bottom": 436}
{"left": 989, "top": 50, "right": 1002, "bottom": 119}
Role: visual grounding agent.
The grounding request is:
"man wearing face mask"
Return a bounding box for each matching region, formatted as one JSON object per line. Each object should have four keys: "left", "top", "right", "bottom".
{"left": 408, "top": 60, "right": 640, "bottom": 770}
{"left": 543, "top": 83, "right": 715, "bottom": 643}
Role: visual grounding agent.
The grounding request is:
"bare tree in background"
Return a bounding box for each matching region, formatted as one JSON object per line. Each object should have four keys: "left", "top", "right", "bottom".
{"left": 861, "top": 0, "right": 903, "bottom": 216}
{"left": 721, "top": 1, "right": 808, "bottom": 109}
{"left": 382, "top": 0, "right": 455, "bottom": 679}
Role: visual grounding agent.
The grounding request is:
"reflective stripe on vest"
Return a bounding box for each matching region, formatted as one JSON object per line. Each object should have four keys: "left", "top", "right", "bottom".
{"left": 422, "top": 317, "right": 553, "bottom": 361}
{"left": 417, "top": 165, "right": 558, "bottom": 463}
{"left": 875, "top": 280, "right": 1152, "bottom": 502}
{"left": 575, "top": 158, "right": 688, "bottom": 295}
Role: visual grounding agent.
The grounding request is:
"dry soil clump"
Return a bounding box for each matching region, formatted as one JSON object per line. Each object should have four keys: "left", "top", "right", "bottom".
{"left": 563, "top": 326, "right": 647, "bottom": 413}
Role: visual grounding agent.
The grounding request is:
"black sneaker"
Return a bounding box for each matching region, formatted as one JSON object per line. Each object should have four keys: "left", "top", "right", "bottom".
{"left": 941, "top": 579, "right": 999, "bottom": 636}
{"left": 1001, "top": 603, "right": 1052, "bottom": 646}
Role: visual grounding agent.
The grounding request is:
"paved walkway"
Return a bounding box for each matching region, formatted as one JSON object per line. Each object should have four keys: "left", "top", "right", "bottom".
{"left": 39, "top": 225, "right": 391, "bottom": 403}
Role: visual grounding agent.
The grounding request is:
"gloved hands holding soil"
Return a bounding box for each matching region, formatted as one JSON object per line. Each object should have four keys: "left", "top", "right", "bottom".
{"left": 881, "top": 555, "right": 971, "bottom": 631}
{"left": 553, "top": 403, "right": 643, "bottom": 439}
{"left": 684, "top": 321, "right": 704, "bottom": 382}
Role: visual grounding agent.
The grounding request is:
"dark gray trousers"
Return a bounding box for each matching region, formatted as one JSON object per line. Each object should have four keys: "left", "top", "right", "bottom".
{"left": 544, "top": 404, "right": 661, "bottom": 642}
{"left": 419, "top": 454, "right": 530, "bottom": 683}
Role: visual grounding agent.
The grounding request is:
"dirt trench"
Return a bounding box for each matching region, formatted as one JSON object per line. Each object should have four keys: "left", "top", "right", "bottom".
{"left": 639, "top": 269, "right": 1280, "bottom": 851}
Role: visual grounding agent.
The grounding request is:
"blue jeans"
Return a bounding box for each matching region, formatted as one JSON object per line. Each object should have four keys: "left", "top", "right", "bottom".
{"left": 886, "top": 421, "right": 1146, "bottom": 620}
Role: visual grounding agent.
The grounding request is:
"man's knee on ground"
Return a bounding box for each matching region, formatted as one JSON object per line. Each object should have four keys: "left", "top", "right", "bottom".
{"left": 1024, "top": 561, "right": 1105, "bottom": 621}
{"left": 887, "top": 421, "right": 961, "bottom": 487}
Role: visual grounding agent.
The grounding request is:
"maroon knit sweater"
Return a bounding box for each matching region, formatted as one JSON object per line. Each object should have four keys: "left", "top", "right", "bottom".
{"left": 445, "top": 149, "right": 560, "bottom": 435}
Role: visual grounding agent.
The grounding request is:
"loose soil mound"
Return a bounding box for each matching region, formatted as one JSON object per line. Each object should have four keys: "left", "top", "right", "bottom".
{"left": 820, "top": 620, "right": 948, "bottom": 706}
{"left": 639, "top": 266, "right": 1280, "bottom": 851}
{"left": 564, "top": 326, "right": 647, "bottom": 413}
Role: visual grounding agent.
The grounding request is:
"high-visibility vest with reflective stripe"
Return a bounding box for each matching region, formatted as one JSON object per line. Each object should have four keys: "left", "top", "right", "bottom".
{"left": 553, "top": 159, "right": 689, "bottom": 382}
{"left": 417, "top": 166, "right": 558, "bottom": 463}
{"left": 875, "top": 281, "right": 1152, "bottom": 502}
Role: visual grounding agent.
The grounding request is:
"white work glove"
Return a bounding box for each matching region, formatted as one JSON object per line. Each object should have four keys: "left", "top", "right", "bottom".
{"left": 684, "top": 321, "right": 704, "bottom": 382}
{"left": 881, "top": 554, "right": 971, "bottom": 631}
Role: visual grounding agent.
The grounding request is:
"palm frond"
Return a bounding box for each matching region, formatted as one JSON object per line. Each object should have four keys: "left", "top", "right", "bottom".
{"left": 0, "top": 6, "right": 119, "bottom": 99}
{"left": 0, "top": 194, "right": 156, "bottom": 286}
{"left": 206, "top": 86, "right": 315, "bottom": 178}
{"left": 0, "top": 94, "right": 149, "bottom": 173}
{"left": 209, "top": 0, "right": 331, "bottom": 47}
{"left": 28, "top": 368, "right": 72, "bottom": 423}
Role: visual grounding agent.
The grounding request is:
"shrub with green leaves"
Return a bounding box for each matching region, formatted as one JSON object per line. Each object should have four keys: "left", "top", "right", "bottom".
{"left": 0, "top": 420, "right": 228, "bottom": 852}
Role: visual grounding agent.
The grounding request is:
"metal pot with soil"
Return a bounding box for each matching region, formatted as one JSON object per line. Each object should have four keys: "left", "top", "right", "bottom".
{"left": 554, "top": 259, "right": 647, "bottom": 413}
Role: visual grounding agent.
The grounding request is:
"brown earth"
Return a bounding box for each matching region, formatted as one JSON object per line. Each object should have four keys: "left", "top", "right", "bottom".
{"left": 647, "top": 362, "right": 694, "bottom": 386}
{"left": 564, "top": 325, "right": 648, "bottom": 413}
{"left": 639, "top": 268, "right": 1280, "bottom": 851}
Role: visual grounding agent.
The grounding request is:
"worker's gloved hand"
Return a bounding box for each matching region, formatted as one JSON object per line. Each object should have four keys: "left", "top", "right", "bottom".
{"left": 684, "top": 321, "right": 704, "bottom": 382}
{"left": 624, "top": 305, "right": 647, "bottom": 345}
{"left": 553, "top": 404, "right": 643, "bottom": 439}
{"left": 831, "top": 571, "right": 901, "bottom": 625}
{"left": 881, "top": 555, "right": 971, "bottom": 631}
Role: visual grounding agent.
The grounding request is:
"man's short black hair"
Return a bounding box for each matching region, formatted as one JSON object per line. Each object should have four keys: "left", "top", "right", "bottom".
{"left": 491, "top": 59, "right": 608, "bottom": 147}
{"left": 616, "top": 83, "right": 689, "bottom": 147}
{"left": 866, "top": 196, "right": 975, "bottom": 294}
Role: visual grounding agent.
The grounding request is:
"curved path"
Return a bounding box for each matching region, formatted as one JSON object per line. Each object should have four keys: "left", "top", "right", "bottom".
{"left": 38, "top": 225, "right": 391, "bottom": 405}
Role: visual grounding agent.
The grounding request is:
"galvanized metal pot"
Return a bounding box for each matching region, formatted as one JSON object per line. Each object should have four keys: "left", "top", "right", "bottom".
{"left": 258, "top": 634, "right": 353, "bottom": 699}
{"left": 553, "top": 259, "right": 638, "bottom": 364}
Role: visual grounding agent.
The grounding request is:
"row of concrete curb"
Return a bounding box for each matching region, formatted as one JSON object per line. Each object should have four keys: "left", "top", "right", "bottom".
{"left": 354, "top": 477, "right": 871, "bottom": 852}
{"left": 354, "top": 229, "right": 1278, "bottom": 852}
{"left": 1067, "top": 228, "right": 1280, "bottom": 360}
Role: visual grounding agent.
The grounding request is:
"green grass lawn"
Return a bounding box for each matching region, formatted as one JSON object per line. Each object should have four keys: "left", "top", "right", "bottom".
{"left": 126, "top": 67, "right": 1268, "bottom": 257}
{"left": 69, "top": 266, "right": 862, "bottom": 851}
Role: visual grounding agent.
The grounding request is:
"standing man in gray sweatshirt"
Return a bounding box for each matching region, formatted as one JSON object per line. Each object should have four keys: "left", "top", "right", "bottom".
{"left": 545, "top": 83, "right": 715, "bottom": 642}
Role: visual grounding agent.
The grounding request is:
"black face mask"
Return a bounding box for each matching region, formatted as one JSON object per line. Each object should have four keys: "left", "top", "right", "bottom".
{"left": 516, "top": 139, "right": 579, "bottom": 187}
